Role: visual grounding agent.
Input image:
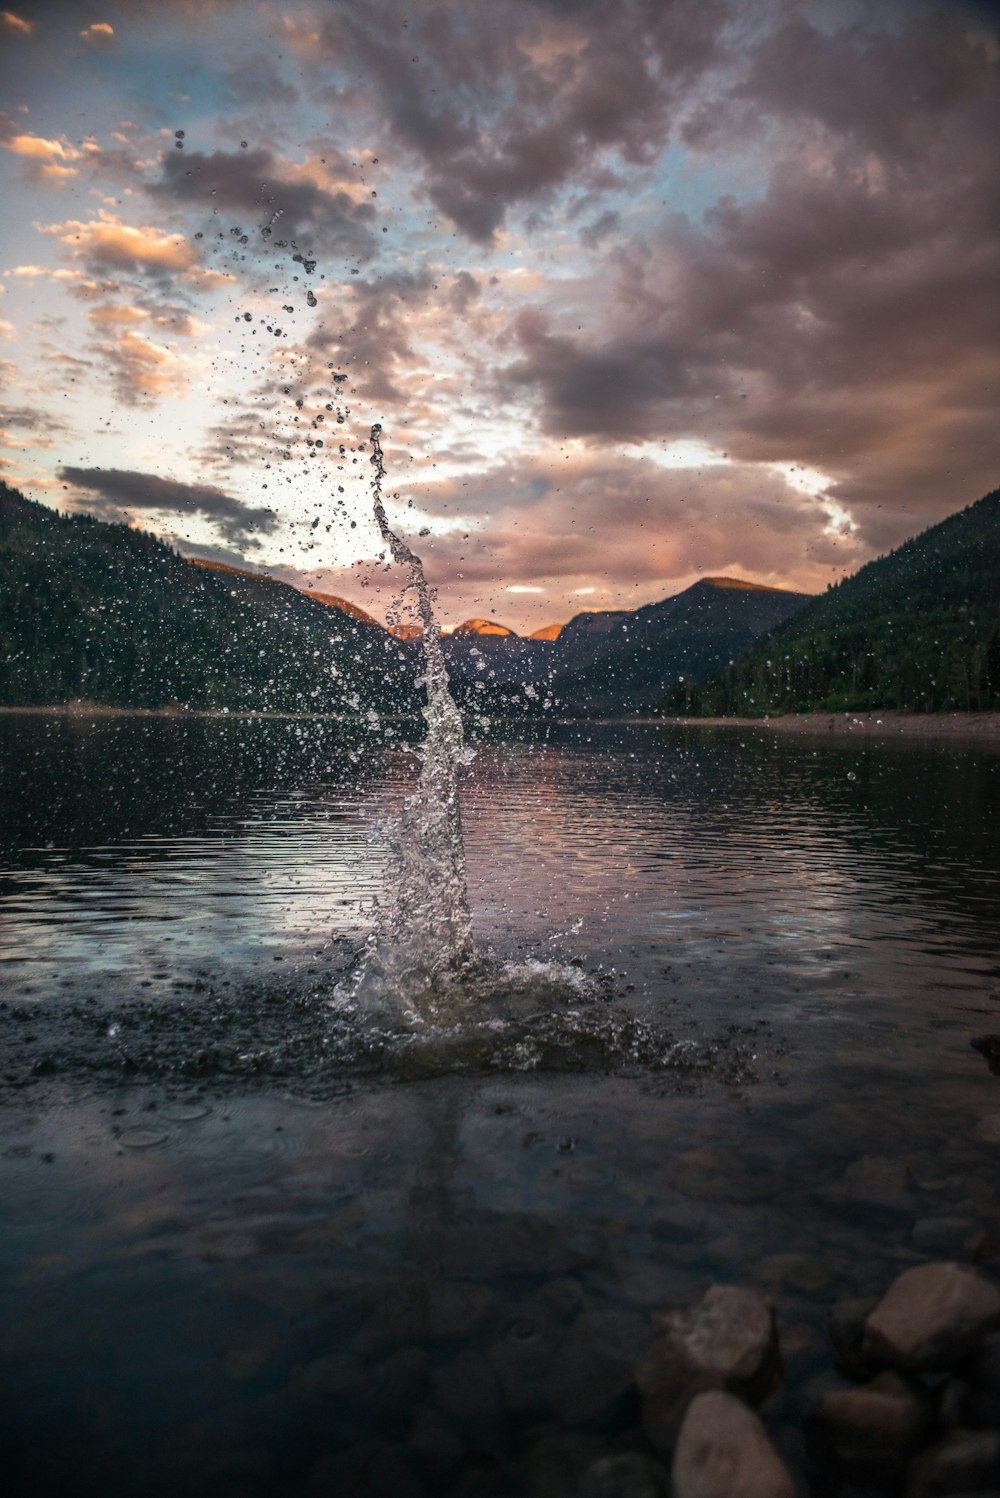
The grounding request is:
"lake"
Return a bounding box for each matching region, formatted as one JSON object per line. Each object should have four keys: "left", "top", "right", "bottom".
{"left": 1, "top": 714, "right": 999, "bottom": 1496}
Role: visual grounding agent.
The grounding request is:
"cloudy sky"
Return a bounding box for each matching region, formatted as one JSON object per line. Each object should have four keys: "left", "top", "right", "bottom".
{"left": 1, "top": 0, "right": 998, "bottom": 632}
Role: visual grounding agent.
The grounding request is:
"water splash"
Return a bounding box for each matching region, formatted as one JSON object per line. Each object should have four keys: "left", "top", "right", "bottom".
{"left": 349, "top": 425, "right": 476, "bottom": 1021}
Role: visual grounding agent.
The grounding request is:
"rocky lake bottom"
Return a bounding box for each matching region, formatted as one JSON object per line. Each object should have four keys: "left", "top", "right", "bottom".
{"left": 1, "top": 716, "right": 999, "bottom": 1496}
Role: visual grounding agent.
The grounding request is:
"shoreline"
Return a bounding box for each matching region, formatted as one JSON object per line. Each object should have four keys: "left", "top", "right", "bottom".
{"left": 660, "top": 709, "right": 1000, "bottom": 741}
{"left": 3, "top": 702, "right": 1000, "bottom": 742}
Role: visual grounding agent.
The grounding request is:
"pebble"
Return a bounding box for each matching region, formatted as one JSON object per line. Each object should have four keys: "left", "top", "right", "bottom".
{"left": 863, "top": 1262, "right": 1000, "bottom": 1372}
{"left": 672, "top": 1390, "right": 795, "bottom": 1498}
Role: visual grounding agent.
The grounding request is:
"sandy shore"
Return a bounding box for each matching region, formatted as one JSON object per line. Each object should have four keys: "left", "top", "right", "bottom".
{"left": 662, "top": 710, "right": 1000, "bottom": 742}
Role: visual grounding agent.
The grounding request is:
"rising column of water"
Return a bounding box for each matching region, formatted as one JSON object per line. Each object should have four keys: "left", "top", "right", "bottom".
{"left": 357, "top": 424, "right": 476, "bottom": 1019}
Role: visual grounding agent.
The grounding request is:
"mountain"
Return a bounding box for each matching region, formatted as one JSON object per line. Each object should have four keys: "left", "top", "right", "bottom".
{"left": 435, "top": 578, "right": 810, "bottom": 716}
{"left": 528, "top": 623, "right": 563, "bottom": 641}
{"left": 547, "top": 578, "right": 812, "bottom": 714}
{"left": 188, "top": 558, "right": 381, "bottom": 630}
{"left": 0, "top": 482, "right": 419, "bottom": 714}
{"left": 451, "top": 618, "right": 518, "bottom": 637}
{"left": 663, "top": 488, "right": 1000, "bottom": 716}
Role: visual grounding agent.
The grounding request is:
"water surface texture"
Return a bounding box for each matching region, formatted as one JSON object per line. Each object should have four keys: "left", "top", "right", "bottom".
{"left": 1, "top": 716, "right": 999, "bottom": 1496}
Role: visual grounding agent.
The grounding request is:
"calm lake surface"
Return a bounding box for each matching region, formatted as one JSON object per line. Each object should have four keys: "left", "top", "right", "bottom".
{"left": 1, "top": 714, "right": 999, "bottom": 1496}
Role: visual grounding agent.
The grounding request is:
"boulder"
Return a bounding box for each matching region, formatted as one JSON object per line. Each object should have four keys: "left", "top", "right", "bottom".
{"left": 906, "top": 1429, "right": 1000, "bottom": 1498}
{"left": 864, "top": 1262, "right": 1000, "bottom": 1372}
{"left": 637, "top": 1285, "right": 781, "bottom": 1448}
{"left": 672, "top": 1390, "right": 796, "bottom": 1498}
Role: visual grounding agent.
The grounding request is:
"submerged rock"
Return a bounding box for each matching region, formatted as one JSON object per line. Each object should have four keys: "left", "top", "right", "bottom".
{"left": 672, "top": 1390, "right": 795, "bottom": 1498}
{"left": 576, "top": 1452, "right": 668, "bottom": 1498}
{"left": 636, "top": 1284, "right": 781, "bottom": 1448}
{"left": 827, "top": 1294, "right": 880, "bottom": 1378}
{"left": 905, "top": 1428, "right": 1000, "bottom": 1498}
{"left": 971, "top": 1034, "right": 1000, "bottom": 1075}
{"left": 817, "top": 1370, "right": 932, "bottom": 1467}
{"left": 863, "top": 1262, "right": 1000, "bottom": 1372}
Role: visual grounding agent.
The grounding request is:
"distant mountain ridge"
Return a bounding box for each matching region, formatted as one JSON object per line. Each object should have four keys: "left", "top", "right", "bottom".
{"left": 0, "top": 483, "right": 419, "bottom": 714}
{"left": 440, "top": 577, "right": 812, "bottom": 715}
{"left": 665, "top": 488, "right": 1000, "bottom": 716}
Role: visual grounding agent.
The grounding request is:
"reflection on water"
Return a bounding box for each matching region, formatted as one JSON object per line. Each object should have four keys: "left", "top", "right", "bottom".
{"left": 1, "top": 715, "right": 999, "bottom": 1496}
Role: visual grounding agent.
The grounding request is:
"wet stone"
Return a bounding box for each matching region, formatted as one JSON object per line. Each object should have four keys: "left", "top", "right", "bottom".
{"left": 970, "top": 1231, "right": 1000, "bottom": 1270}
{"left": 637, "top": 1284, "right": 781, "bottom": 1450}
{"left": 672, "top": 1390, "right": 796, "bottom": 1498}
{"left": 548, "top": 1307, "right": 647, "bottom": 1427}
{"left": 973, "top": 1114, "right": 1000, "bottom": 1144}
{"left": 912, "top": 1217, "right": 979, "bottom": 1254}
{"left": 817, "top": 1370, "right": 933, "bottom": 1467}
{"left": 906, "top": 1429, "right": 1000, "bottom": 1498}
{"left": 864, "top": 1262, "right": 1000, "bottom": 1372}
{"left": 576, "top": 1451, "right": 669, "bottom": 1497}
{"left": 430, "top": 1348, "right": 502, "bottom": 1437}
{"left": 837, "top": 1154, "right": 918, "bottom": 1217}
{"left": 828, "top": 1295, "right": 880, "bottom": 1377}
{"left": 960, "top": 1330, "right": 1000, "bottom": 1428}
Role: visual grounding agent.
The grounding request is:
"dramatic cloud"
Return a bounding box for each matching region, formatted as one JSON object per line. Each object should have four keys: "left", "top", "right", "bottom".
{"left": 310, "top": 0, "right": 730, "bottom": 243}
{"left": 150, "top": 147, "right": 377, "bottom": 260}
{"left": 57, "top": 466, "right": 278, "bottom": 547}
{"left": 2, "top": 0, "right": 997, "bottom": 628}
{"left": 37, "top": 215, "right": 198, "bottom": 278}
{"left": 499, "top": 7, "right": 1000, "bottom": 553}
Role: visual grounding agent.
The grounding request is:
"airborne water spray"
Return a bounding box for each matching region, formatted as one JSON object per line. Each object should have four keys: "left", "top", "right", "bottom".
{"left": 350, "top": 425, "right": 476, "bottom": 1020}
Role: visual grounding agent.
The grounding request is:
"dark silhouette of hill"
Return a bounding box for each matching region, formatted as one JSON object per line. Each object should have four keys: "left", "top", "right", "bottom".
{"left": 438, "top": 579, "right": 811, "bottom": 716}
{"left": 664, "top": 488, "right": 1000, "bottom": 716}
{"left": 0, "top": 482, "right": 419, "bottom": 714}
{"left": 548, "top": 579, "right": 811, "bottom": 713}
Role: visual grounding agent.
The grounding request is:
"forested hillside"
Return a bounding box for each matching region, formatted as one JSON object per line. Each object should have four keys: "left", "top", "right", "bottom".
{"left": 664, "top": 489, "right": 1000, "bottom": 716}
{"left": 0, "top": 483, "right": 419, "bottom": 714}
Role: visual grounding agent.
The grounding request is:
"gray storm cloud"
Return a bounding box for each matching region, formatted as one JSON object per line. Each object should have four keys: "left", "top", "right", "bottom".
{"left": 58, "top": 466, "right": 278, "bottom": 548}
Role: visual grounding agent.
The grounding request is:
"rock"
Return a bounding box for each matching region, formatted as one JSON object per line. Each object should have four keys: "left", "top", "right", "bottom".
{"left": 576, "top": 1452, "right": 669, "bottom": 1498}
{"left": 971, "top": 1034, "right": 1000, "bottom": 1075}
{"left": 827, "top": 1295, "right": 880, "bottom": 1377}
{"left": 672, "top": 1390, "right": 795, "bottom": 1498}
{"left": 913, "top": 1218, "right": 978, "bottom": 1254}
{"left": 906, "top": 1429, "right": 1000, "bottom": 1498}
{"left": 818, "top": 1370, "right": 932, "bottom": 1466}
{"left": 637, "top": 1285, "right": 781, "bottom": 1449}
{"left": 431, "top": 1349, "right": 502, "bottom": 1436}
{"left": 969, "top": 1231, "right": 1000, "bottom": 1269}
{"left": 550, "top": 1308, "right": 647, "bottom": 1427}
{"left": 961, "top": 1330, "right": 1000, "bottom": 1428}
{"left": 864, "top": 1262, "right": 1000, "bottom": 1371}
{"left": 840, "top": 1154, "right": 916, "bottom": 1216}
{"left": 973, "top": 1115, "right": 1000, "bottom": 1144}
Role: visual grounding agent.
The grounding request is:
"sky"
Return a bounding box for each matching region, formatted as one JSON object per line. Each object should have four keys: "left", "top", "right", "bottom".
{"left": 1, "top": 0, "right": 998, "bottom": 633}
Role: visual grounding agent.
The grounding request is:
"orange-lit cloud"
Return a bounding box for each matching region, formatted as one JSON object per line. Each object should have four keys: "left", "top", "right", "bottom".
{"left": 36, "top": 215, "right": 198, "bottom": 276}
{"left": 0, "top": 9, "right": 32, "bottom": 38}
{"left": 80, "top": 22, "right": 115, "bottom": 46}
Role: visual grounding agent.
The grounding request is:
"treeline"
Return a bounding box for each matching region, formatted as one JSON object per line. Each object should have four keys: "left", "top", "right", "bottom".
{"left": 663, "top": 487, "right": 1000, "bottom": 716}
{"left": 0, "top": 482, "right": 419, "bottom": 714}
